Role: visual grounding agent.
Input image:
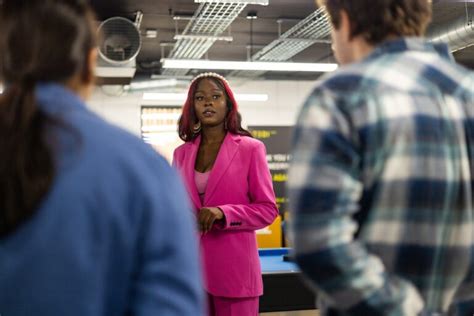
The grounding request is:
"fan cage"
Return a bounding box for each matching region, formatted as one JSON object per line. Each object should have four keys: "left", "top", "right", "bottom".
{"left": 98, "top": 17, "right": 141, "bottom": 65}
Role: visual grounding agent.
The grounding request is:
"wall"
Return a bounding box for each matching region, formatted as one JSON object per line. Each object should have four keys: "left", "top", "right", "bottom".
{"left": 87, "top": 79, "right": 318, "bottom": 136}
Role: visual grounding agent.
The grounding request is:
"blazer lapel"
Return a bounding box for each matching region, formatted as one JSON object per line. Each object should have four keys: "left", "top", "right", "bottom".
{"left": 184, "top": 136, "right": 202, "bottom": 210}
{"left": 204, "top": 133, "right": 240, "bottom": 204}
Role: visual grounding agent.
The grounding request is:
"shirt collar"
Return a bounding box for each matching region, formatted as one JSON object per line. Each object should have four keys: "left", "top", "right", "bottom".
{"left": 364, "top": 37, "right": 454, "bottom": 62}
{"left": 35, "top": 83, "right": 87, "bottom": 116}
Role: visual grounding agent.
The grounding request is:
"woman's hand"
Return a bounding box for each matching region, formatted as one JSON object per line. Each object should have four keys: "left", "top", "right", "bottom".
{"left": 198, "top": 207, "right": 224, "bottom": 233}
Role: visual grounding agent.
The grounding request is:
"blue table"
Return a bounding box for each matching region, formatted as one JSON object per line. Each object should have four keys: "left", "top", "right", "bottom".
{"left": 260, "top": 247, "right": 300, "bottom": 273}
{"left": 259, "top": 248, "right": 316, "bottom": 312}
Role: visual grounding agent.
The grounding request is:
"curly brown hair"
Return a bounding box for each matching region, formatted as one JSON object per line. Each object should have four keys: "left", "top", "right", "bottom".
{"left": 317, "top": 0, "right": 432, "bottom": 45}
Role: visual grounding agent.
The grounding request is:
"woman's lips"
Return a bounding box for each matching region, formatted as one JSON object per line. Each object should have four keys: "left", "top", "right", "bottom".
{"left": 203, "top": 110, "right": 215, "bottom": 117}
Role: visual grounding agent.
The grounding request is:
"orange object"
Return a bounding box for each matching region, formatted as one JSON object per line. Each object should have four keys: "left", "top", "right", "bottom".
{"left": 257, "top": 215, "right": 282, "bottom": 248}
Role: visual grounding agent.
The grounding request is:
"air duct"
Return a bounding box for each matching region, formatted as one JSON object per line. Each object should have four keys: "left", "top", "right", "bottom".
{"left": 161, "top": 0, "right": 267, "bottom": 77}
{"left": 430, "top": 9, "right": 474, "bottom": 52}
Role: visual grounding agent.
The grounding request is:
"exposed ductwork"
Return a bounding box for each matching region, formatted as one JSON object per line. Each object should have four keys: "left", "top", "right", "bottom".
{"left": 429, "top": 8, "right": 474, "bottom": 52}
{"left": 230, "top": 7, "right": 331, "bottom": 79}
{"left": 162, "top": 2, "right": 250, "bottom": 77}
{"left": 159, "top": 4, "right": 474, "bottom": 81}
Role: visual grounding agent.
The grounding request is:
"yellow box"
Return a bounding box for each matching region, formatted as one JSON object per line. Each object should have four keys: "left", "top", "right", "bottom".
{"left": 256, "top": 215, "right": 282, "bottom": 248}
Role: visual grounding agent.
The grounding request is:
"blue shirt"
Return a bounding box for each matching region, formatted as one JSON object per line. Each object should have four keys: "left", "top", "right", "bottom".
{"left": 289, "top": 38, "right": 474, "bottom": 316}
{"left": 0, "top": 84, "right": 204, "bottom": 316}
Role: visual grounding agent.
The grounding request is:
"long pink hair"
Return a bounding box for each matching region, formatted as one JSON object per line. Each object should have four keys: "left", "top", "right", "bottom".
{"left": 178, "top": 75, "right": 252, "bottom": 142}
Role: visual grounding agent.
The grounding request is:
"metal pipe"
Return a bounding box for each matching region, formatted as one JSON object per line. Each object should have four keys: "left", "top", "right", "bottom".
{"left": 430, "top": 8, "right": 474, "bottom": 52}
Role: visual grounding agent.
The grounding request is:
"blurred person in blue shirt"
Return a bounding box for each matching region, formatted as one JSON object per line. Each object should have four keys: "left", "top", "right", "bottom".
{"left": 288, "top": 0, "right": 474, "bottom": 315}
{"left": 0, "top": 1, "right": 204, "bottom": 315}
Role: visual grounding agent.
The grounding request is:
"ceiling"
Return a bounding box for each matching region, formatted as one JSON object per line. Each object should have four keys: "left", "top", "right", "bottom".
{"left": 90, "top": 0, "right": 474, "bottom": 82}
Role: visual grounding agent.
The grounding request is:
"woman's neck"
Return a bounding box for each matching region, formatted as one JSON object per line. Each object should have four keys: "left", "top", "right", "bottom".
{"left": 201, "top": 126, "right": 226, "bottom": 145}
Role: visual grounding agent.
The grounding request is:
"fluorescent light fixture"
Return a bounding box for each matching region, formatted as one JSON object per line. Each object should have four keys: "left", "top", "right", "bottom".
{"left": 96, "top": 66, "right": 136, "bottom": 78}
{"left": 128, "top": 79, "right": 178, "bottom": 90}
{"left": 145, "top": 29, "right": 158, "bottom": 39}
{"left": 143, "top": 93, "right": 186, "bottom": 101}
{"left": 194, "top": 0, "right": 268, "bottom": 5}
{"left": 161, "top": 59, "right": 338, "bottom": 72}
{"left": 143, "top": 92, "right": 268, "bottom": 102}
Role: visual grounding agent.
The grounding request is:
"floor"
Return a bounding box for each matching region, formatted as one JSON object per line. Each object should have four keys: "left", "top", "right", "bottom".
{"left": 260, "top": 310, "right": 319, "bottom": 316}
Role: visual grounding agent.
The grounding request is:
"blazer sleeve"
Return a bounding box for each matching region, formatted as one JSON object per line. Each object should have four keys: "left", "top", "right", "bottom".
{"left": 217, "top": 141, "right": 279, "bottom": 231}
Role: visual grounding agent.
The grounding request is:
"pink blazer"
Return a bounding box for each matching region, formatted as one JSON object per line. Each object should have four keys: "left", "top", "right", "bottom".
{"left": 173, "top": 132, "right": 278, "bottom": 297}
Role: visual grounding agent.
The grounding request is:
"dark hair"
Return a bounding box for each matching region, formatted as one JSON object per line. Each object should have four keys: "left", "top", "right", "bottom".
{"left": 0, "top": 0, "right": 97, "bottom": 237}
{"left": 318, "top": 0, "right": 432, "bottom": 45}
{"left": 178, "top": 76, "right": 252, "bottom": 142}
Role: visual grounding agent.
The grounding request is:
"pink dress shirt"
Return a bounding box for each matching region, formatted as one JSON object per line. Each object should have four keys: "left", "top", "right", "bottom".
{"left": 195, "top": 170, "right": 210, "bottom": 204}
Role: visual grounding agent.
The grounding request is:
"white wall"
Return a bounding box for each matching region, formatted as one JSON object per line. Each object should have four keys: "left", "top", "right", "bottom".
{"left": 87, "top": 79, "right": 317, "bottom": 136}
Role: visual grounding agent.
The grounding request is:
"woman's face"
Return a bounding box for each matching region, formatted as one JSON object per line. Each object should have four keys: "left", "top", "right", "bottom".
{"left": 193, "top": 78, "right": 228, "bottom": 129}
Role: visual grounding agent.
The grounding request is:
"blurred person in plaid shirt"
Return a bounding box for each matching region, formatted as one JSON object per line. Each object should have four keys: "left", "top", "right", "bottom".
{"left": 288, "top": 0, "right": 474, "bottom": 315}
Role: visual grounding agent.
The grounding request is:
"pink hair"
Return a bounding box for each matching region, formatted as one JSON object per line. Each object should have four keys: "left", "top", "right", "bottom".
{"left": 178, "top": 74, "right": 252, "bottom": 142}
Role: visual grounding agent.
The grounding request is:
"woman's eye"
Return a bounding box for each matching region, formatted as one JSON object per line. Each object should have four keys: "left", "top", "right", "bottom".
{"left": 196, "top": 96, "right": 203, "bottom": 101}
{"left": 213, "top": 95, "right": 221, "bottom": 99}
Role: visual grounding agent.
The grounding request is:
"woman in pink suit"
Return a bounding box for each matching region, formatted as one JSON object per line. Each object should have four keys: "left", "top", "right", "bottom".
{"left": 173, "top": 72, "right": 278, "bottom": 316}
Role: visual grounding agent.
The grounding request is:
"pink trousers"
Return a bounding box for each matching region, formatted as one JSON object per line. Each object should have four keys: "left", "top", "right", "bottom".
{"left": 207, "top": 293, "right": 259, "bottom": 316}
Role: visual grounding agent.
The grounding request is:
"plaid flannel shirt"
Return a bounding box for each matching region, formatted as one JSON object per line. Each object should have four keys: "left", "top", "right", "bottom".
{"left": 288, "top": 38, "right": 474, "bottom": 316}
